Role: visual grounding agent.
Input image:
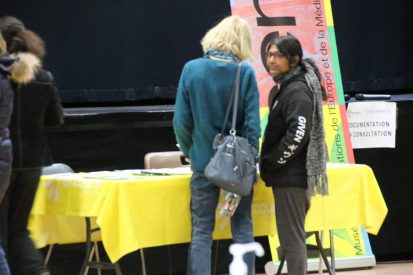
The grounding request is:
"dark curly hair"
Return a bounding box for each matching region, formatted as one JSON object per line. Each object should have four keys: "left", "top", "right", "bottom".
{"left": 7, "top": 29, "right": 46, "bottom": 60}
{"left": 0, "top": 16, "right": 25, "bottom": 44}
{"left": 266, "top": 35, "right": 326, "bottom": 99}
{"left": 0, "top": 16, "right": 46, "bottom": 60}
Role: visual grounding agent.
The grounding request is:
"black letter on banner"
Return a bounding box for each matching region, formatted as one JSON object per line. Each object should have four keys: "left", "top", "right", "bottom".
{"left": 254, "top": 0, "right": 296, "bottom": 26}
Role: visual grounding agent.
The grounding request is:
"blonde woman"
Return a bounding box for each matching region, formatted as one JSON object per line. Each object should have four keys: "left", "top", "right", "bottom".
{"left": 173, "top": 15, "right": 260, "bottom": 275}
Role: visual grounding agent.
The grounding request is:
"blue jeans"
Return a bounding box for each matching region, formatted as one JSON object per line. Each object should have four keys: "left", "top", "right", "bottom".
{"left": 187, "top": 171, "right": 255, "bottom": 275}
{"left": 0, "top": 246, "right": 10, "bottom": 275}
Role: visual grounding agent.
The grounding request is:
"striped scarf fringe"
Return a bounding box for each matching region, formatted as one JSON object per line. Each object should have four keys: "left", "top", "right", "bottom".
{"left": 303, "top": 60, "right": 329, "bottom": 196}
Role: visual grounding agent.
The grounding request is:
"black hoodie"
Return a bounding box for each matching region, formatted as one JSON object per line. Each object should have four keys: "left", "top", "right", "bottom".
{"left": 260, "top": 71, "right": 314, "bottom": 189}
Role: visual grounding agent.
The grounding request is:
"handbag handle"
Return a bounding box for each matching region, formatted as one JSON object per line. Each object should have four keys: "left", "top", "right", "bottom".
{"left": 220, "top": 62, "right": 242, "bottom": 136}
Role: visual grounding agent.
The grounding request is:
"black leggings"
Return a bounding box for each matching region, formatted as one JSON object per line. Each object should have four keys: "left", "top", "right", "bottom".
{"left": 0, "top": 169, "right": 48, "bottom": 275}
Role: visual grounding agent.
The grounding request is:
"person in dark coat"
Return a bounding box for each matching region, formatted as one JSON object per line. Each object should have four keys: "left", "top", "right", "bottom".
{"left": 0, "top": 31, "right": 14, "bottom": 275}
{"left": 0, "top": 17, "right": 64, "bottom": 275}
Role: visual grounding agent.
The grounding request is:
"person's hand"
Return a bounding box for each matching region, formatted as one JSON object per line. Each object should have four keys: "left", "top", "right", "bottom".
{"left": 180, "top": 154, "right": 190, "bottom": 165}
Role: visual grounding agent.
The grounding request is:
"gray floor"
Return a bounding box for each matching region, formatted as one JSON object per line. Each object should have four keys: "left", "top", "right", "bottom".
{"left": 257, "top": 261, "right": 413, "bottom": 275}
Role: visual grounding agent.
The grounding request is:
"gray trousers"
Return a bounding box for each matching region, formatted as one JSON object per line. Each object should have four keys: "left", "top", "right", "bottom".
{"left": 273, "top": 187, "right": 310, "bottom": 275}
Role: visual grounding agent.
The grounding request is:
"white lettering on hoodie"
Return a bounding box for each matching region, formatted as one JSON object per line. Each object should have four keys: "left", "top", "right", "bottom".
{"left": 294, "top": 116, "right": 307, "bottom": 143}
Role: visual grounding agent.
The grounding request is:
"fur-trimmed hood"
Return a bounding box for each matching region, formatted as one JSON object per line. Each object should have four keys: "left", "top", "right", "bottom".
{"left": 9, "top": 52, "right": 41, "bottom": 84}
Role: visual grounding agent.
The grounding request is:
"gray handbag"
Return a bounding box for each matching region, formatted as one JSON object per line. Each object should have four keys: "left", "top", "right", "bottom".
{"left": 204, "top": 63, "right": 258, "bottom": 196}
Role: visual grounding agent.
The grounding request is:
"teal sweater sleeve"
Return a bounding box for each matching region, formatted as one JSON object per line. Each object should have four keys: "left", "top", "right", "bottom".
{"left": 173, "top": 64, "right": 192, "bottom": 157}
{"left": 242, "top": 65, "right": 260, "bottom": 150}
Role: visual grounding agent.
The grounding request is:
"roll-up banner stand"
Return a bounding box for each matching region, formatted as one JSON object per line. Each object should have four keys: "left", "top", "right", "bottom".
{"left": 230, "top": 0, "right": 376, "bottom": 271}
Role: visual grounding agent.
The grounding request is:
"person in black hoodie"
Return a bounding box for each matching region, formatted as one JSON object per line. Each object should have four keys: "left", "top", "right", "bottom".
{"left": 0, "top": 16, "right": 64, "bottom": 275}
{"left": 259, "top": 35, "right": 328, "bottom": 275}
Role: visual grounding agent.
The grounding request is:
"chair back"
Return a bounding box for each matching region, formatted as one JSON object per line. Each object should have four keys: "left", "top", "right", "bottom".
{"left": 144, "top": 151, "right": 186, "bottom": 169}
{"left": 42, "top": 163, "right": 74, "bottom": 175}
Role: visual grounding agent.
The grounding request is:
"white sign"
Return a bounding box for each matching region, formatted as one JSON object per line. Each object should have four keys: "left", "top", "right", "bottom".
{"left": 346, "top": 101, "right": 397, "bottom": 149}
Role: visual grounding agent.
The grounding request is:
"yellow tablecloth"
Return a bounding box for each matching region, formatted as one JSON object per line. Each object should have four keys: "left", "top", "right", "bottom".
{"left": 29, "top": 163, "right": 387, "bottom": 263}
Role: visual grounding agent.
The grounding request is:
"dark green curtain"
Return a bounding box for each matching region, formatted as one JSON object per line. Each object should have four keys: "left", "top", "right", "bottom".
{"left": 2, "top": 0, "right": 412, "bottom": 103}
{"left": 332, "top": 0, "right": 413, "bottom": 92}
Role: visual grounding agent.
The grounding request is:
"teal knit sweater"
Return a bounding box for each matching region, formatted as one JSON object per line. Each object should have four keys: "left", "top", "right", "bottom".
{"left": 173, "top": 57, "right": 260, "bottom": 172}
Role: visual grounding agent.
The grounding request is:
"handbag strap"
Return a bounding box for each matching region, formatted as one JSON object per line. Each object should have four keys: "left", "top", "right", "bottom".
{"left": 220, "top": 62, "right": 242, "bottom": 136}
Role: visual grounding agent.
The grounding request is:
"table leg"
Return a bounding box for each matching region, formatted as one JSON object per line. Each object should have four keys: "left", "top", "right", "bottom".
{"left": 80, "top": 218, "right": 93, "bottom": 275}
{"left": 94, "top": 242, "right": 102, "bottom": 275}
{"left": 44, "top": 244, "right": 54, "bottom": 266}
{"left": 319, "top": 231, "right": 324, "bottom": 275}
{"left": 140, "top": 249, "right": 147, "bottom": 275}
{"left": 315, "top": 231, "right": 333, "bottom": 275}
{"left": 80, "top": 217, "right": 123, "bottom": 275}
{"left": 329, "top": 230, "right": 336, "bottom": 275}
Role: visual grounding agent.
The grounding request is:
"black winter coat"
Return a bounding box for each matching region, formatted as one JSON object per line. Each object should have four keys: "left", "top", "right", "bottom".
{"left": 260, "top": 72, "right": 314, "bottom": 189}
{"left": 9, "top": 53, "right": 64, "bottom": 169}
